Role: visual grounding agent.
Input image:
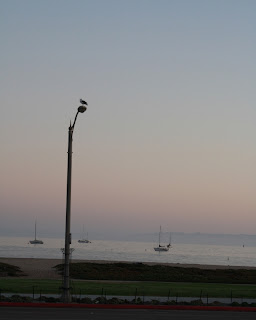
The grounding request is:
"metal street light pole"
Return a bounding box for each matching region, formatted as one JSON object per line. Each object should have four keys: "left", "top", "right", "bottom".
{"left": 62, "top": 103, "right": 87, "bottom": 303}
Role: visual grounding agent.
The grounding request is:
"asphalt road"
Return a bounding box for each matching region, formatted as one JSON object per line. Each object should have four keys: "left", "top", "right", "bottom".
{"left": 1, "top": 307, "right": 256, "bottom": 320}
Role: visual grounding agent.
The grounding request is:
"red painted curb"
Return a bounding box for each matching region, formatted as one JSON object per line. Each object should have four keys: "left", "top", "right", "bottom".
{"left": 1, "top": 302, "right": 256, "bottom": 312}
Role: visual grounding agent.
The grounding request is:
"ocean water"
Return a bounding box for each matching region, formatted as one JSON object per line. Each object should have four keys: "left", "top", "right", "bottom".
{"left": 0, "top": 236, "right": 256, "bottom": 267}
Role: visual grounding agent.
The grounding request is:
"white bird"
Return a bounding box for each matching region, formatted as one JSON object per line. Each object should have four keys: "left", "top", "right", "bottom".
{"left": 80, "top": 99, "right": 88, "bottom": 105}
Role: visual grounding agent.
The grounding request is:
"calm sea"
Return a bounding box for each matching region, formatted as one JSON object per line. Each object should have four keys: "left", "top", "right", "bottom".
{"left": 0, "top": 236, "right": 256, "bottom": 267}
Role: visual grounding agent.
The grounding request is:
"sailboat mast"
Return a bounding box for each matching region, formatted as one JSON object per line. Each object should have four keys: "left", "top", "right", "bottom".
{"left": 35, "top": 221, "right": 37, "bottom": 240}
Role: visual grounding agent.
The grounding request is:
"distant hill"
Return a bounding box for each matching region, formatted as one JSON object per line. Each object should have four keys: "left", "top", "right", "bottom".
{"left": 125, "top": 232, "right": 256, "bottom": 247}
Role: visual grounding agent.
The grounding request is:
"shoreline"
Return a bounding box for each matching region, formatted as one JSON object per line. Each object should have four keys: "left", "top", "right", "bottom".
{"left": 1, "top": 257, "right": 256, "bottom": 279}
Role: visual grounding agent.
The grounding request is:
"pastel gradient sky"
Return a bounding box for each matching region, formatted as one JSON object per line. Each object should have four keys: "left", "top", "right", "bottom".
{"left": 1, "top": 0, "right": 256, "bottom": 239}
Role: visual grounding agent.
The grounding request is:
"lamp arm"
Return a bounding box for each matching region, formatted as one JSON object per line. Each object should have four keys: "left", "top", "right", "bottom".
{"left": 71, "top": 111, "right": 79, "bottom": 129}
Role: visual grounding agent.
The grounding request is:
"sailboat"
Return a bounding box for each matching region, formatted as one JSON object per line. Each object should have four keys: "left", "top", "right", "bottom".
{"left": 154, "top": 226, "right": 171, "bottom": 252}
{"left": 29, "top": 221, "right": 43, "bottom": 244}
{"left": 78, "top": 225, "right": 91, "bottom": 243}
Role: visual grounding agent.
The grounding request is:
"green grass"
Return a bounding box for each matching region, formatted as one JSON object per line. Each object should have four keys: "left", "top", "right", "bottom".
{"left": 0, "top": 279, "right": 62, "bottom": 294}
{"left": 1, "top": 261, "right": 256, "bottom": 299}
{"left": 1, "top": 278, "right": 256, "bottom": 299}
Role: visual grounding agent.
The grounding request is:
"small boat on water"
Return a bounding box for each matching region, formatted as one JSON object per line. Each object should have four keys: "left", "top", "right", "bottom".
{"left": 78, "top": 225, "right": 91, "bottom": 243}
{"left": 29, "top": 221, "right": 43, "bottom": 244}
{"left": 154, "top": 226, "right": 171, "bottom": 252}
{"left": 78, "top": 238, "right": 91, "bottom": 243}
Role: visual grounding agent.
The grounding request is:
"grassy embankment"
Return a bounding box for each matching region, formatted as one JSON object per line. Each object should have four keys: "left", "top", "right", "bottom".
{"left": 1, "top": 262, "right": 256, "bottom": 299}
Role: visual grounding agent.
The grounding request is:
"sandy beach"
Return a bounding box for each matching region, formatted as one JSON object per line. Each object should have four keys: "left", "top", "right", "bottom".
{"left": 0, "top": 258, "right": 63, "bottom": 279}
{"left": 1, "top": 257, "right": 256, "bottom": 280}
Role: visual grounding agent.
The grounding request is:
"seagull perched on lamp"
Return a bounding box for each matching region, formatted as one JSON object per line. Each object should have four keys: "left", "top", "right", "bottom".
{"left": 80, "top": 99, "right": 88, "bottom": 105}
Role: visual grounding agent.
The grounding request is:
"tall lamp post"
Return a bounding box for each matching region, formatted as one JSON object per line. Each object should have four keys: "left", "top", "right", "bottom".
{"left": 62, "top": 101, "right": 87, "bottom": 303}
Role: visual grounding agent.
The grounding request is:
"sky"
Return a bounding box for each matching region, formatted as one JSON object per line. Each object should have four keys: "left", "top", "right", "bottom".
{"left": 1, "top": 0, "right": 256, "bottom": 240}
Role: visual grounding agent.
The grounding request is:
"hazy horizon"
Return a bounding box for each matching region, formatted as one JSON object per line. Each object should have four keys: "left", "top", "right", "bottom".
{"left": 1, "top": 1, "right": 256, "bottom": 240}
{"left": 2, "top": 229, "right": 256, "bottom": 248}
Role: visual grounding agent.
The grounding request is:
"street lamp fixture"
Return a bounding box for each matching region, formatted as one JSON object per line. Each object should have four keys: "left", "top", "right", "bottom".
{"left": 62, "top": 100, "right": 87, "bottom": 303}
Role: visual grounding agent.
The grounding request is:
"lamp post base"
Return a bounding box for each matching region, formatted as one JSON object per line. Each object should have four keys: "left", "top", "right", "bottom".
{"left": 61, "top": 289, "right": 72, "bottom": 303}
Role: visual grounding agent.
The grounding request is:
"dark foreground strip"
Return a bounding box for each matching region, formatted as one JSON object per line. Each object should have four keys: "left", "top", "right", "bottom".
{"left": 1, "top": 302, "right": 256, "bottom": 312}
